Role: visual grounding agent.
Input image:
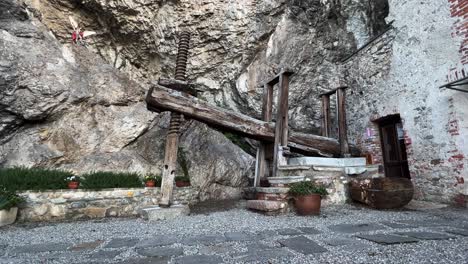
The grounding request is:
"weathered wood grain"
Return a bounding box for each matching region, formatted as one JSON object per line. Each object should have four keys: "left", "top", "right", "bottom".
{"left": 146, "top": 86, "right": 360, "bottom": 157}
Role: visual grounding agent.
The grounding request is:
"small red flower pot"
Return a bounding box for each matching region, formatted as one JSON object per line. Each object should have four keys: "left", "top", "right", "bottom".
{"left": 68, "top": 181, "right": 79, "bottom": 189}
{"left": 145, "top": 180, "right": 156, "bottom": 187}
{"left": 175, "top": 181, "right": 190, "bottom": 187}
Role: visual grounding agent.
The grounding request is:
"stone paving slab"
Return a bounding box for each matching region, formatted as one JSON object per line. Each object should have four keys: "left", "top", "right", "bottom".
{"left": 135, "top": 236, "right": 178, "bottom": 248}
{"left": 323, "top": 239, "right": 369, "bottom": 252}
{"left": 88, "top": 250, "right": 121, "bottom": 259}
{"left": 105, "top": 238, "right": 140, "bottom": 248}
{"left": 278, "top": 236, "right": 327, "bottom": 255}
{"left": 137, "top": 246, "right": 184, "bottom": 257}
{"left": 356, "top": 234, "right": 419, "bottom": 245}
{"left": 180, "top": 235, "right": 227, "bottom": 246}
{"left": 173, "top": 255, "right": 223, "bottom": 264}
{"left": 116, "top": 257, "right": 169, "bottom": 264}
{"left": 70, "top": 240, "right": 104, "bottom": 251}
{"left": 445, "top": 229, "right": 468, "bottom": 236}
{"left": 224, "top": 231, "right": 257, "bottom": 241}
{"left": 199, "top": 244, "right": 240, "bottom": 255}
{"left": 255, "top": 229, "right": 279, "bottom": 239}
{"left": 246, "top": 242, "right": 278, "bottom": 253}
{"left": 395, "top": 231, "right": 456, "bottom": 240}
{"left": 233, "top": 248, "right": 294, "bottom": 262}
{"left": 276, "top": 228, "right": 303, "bottom": 236}
{"left": 323, "top": 238, "right": 363, "bottom": 247}
{"left": 396, "top": 219, "right": 456, "bottom": 228}
{"left": 380, "top": 222, "right": 418, "bottom": 229}
{"left": 328, "top": 223, "right": 387, "bottom": 233}
{"left": 12, "top": 243, "right": 73, "bottom": 254}
{"left": 297, "top": 227, "right": 321, "bottom": 234}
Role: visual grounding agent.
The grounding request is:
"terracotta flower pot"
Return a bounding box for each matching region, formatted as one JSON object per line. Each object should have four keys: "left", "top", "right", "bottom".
{"left": 175, "top": 181, "right": 190, "bottom": 187}
{"left": 145, "top": 180, "right": 156, "bottom": 187}
{"left": 68, "top": 181, "right": 79, "bottom": 189}
{"left": 294, "top": 194, "right": 322, "bottom": 215}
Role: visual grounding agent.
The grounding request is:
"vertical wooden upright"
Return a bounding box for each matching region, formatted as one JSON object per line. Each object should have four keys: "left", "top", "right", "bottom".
{"left": 160, "top": 32, "right": 190, "bottom": 207}
{"left": 254, "top": 83, "right": 274, "bottom": 187}
{"left": 320, "top": 95, "right": 331, "bottom": 137}
{"left": 271, "top": 72, "right": 291, "bottom": 178}
{"left": 336, "top": 87, "right": 350, "bottom": 157}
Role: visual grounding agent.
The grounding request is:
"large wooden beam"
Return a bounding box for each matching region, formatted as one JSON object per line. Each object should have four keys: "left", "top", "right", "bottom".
{"left": 146, "top": 86, "right": 360, "bottom": 156}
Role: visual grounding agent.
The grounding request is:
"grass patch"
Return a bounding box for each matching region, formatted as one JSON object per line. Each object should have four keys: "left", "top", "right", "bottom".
{"left": 81, "top": 171, "right": 143, "bottom": 190}
{"left": 0, "top": 167, "right": 71, "bottom": 191}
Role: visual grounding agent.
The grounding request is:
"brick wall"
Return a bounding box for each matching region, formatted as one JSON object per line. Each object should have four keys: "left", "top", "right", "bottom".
{"left": 449, "top": 0, "right": 468, "bottom": 65}
{"left": 342, "top": 1, "right": 467, "bottom": 204}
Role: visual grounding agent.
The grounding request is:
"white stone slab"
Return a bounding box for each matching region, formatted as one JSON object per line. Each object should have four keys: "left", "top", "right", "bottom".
{"left": 0, "top": 207, "right": 17, "bottom": 227}
{"left": 289, "top": 157, "right": 366, "bottom": 167}
{"left": 140, "top": 205, "right": 189, "bottom": 221}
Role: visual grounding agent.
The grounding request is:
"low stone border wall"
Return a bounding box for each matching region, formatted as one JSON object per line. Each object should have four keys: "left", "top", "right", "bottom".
{"left": 17, "top": 187, "right": 198, "bottom": 222}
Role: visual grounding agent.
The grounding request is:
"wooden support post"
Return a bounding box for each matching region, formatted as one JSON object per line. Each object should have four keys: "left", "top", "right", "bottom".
{"left": 159, "top": 32, "right": 190, "bottom": 207}
{"left": 255, "top": 83, "right": 274, "bottom": 187}
{"left": 321, "top": 95, "right": 331, "bottom": 137}
{"left": 272, "top": 73, "right": 290, "bottom": 177}
{"left": 337, "top": 87, "right": 350, "bottom": 157}
{"left": 159, "top": 112, "right": 181, "bottom": 207}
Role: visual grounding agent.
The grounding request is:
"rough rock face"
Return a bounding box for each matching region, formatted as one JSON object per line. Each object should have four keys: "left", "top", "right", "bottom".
{"left": 1, "top": 0, "right": 388, "bottom": 200}
{"left": 0, "top": 0, "right": 254, "bottom": 200}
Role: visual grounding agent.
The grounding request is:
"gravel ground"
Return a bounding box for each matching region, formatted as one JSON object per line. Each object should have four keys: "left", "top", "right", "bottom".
{"left": 0, "top": 202, "right": 467, "bottom": 264}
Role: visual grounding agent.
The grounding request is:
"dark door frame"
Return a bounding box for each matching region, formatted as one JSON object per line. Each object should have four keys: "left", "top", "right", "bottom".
{"left": 377, "top": 114, "right": 411, "bottom": 179}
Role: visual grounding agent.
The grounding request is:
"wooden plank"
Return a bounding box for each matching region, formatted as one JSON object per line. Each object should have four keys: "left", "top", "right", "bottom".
{"left": 159, "top": 112, "right": 181, "bottom": 207}
{"left": 262, "top": 68, "right": 294, "bottom": 86}
{"left": 255, "top": 83, "right": 274, "bottom": 185}
{"left": 158, "top": 78, "right": 199, "bottom": 96}
{"left": 262, "top": 83, "right": 274, "bottom": 122}
{"left": 337, "top": 87, "right": 350, "bottom": 157}
{"left": 146, "top": 86, "right": 360, "bottom": 156}
{"left": 321, "top": 95, "right": 331, "bottom": 137}
{"left": 254, "top": 146, "right": 266, "bottom": 187}
{"left": 318, "top": 86, "right": 347, "bottom": 97}
{"left": 272, "top": 73, "right": 290, "bottom": 177}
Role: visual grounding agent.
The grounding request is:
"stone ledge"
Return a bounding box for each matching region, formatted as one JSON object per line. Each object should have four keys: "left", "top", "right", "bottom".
{"left": 17, "top": 187, "right": 198, "bottom": 222}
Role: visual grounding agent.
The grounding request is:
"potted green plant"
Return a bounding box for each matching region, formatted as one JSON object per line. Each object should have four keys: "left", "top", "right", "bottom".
{"left": 65, "top": 176, "right": 81, "bottom": 189}
{"left": 175, "top": 176, "right": 190, "bottom": 187}
{"left": 288, "top": 180, "right": 328, "bottom": 215}
{"left": 0, "top": 188, "right": 24, "bottom": 227}
{"left": 144, "top": 174, "right": 161, "bottom": 188}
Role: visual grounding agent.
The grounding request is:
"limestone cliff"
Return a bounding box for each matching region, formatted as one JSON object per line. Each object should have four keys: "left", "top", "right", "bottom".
{"left": 0, "top": 0, "right": 388, "bottom": 200}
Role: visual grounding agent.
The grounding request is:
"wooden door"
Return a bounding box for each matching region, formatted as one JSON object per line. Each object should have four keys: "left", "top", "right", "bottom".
{"left": 379, "top": 117, "right": 410, "bottom": 178}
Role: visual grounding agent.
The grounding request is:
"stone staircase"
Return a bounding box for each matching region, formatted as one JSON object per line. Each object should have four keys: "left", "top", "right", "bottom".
{"left": 247, "top": 157, "right": 381, "bottom": 215}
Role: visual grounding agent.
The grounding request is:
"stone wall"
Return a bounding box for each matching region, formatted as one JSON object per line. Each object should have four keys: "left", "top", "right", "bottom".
{"left": 342, "top": 1, "right": 467, "bottom": 205}
{"left": 17, "top": 187, "right": 198, "bottom": 222}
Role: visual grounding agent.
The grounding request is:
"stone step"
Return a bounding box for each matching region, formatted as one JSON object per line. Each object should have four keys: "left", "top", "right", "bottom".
{"left": 278, "top": 165, "right": 344, "bottom": 178}
{"left": 278, "top": 164, "right": 379, "bottom": 177}
{"left": 267, "top": 176, "right": 305, "bottom": 185}
{"left": 140, "top": 205, "right": 190, "bottom": 221}
{"left": 255, "top": 187, "right": 290, "bottom": 194}
{"left": 255, "top": 187, "right": 290, "bottom": 201}
{"left": 247, "top": 200, "right": 288, "bottom": 213}
{"left": 289, "top": 157, "right": 366, "bottom": 167}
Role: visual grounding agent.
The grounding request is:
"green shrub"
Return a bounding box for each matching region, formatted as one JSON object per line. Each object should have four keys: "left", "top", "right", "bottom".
{"left": 288, "top": 181, "right": 329, "bottom": 197}
{"left": 0, "top": 188, "right": 25, "bottom": 210}
{"left": 81, "top": 171, "right": 143, "bottom": 189}
{"left": 144, "top": 174, "right": 162, "bottom": 187}
{"left": 0, "top": 167, "right": 72, "bottom": 191}
{"left": 174, "top": 175, "right": 190, "bottom": 183}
